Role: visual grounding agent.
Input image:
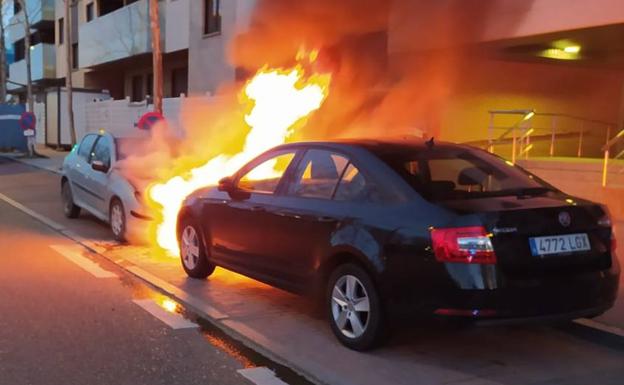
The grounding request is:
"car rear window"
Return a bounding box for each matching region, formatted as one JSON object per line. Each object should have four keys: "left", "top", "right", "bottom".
{"left": 379, "top": 146, "right": 552, "bottom": 201}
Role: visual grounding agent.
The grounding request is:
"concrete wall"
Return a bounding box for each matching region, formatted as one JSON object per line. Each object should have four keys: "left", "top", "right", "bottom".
{"left": 389, "top": 0, "right": 624, "bottom": 54}
{"left": 188, "top": 0, "right": 256, "bottom": 95}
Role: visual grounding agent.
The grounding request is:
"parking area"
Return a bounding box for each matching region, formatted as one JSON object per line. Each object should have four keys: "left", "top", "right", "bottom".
{"left": 1, "top": 156, "right": 623, "bottom": 385}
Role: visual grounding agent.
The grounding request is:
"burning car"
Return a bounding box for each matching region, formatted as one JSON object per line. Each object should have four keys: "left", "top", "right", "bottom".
{"left": 174, "top": 138, "right": 619, "bottom": 350}
{"left": 61, "top": 132, "right": 153, "bottom": 241}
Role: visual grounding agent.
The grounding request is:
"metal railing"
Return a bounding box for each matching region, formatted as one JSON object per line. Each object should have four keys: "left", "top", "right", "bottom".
{"left": 476, "top": 109, "right": 623, "bottom": 187}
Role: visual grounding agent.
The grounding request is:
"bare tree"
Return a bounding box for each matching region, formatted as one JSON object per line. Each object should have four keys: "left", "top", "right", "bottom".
{"left": 15, "top": 0, "right": 32, "bottom": 113}
{"left": 64, "top": 0, "right": 76, "bottom": 145}
{"left": 0, "top": 1, "right": 8, "bottom": 103}
{"left": 149, "top": 0, "right": 163, "bottom": 113}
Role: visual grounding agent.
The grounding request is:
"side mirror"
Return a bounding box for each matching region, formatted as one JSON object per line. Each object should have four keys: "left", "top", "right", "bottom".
{"left": 91, "top": 160, "right": 109, "bottom": 173}
{"left": 218, "top": 176, "right": 235, "bottom": 192}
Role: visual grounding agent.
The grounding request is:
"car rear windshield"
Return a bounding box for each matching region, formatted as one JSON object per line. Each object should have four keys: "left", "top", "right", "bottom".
{"left": 379, "top": 146, "right": 553, "bottom": 201}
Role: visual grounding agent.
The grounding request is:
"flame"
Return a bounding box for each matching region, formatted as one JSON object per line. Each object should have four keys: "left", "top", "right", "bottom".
{"left": 148, "top": 64, "right": 331, "bottom": 254}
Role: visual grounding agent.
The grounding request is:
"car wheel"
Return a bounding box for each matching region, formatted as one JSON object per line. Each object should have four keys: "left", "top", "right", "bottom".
{"left": 61, "top": 180, "right": 81, "bottom": 218}
{"left": 178, "top": 219, "right": 215, "bottom": 279}
{"left": 327, "top": 263, "right": 385, "bottom": 351}
{"left": 110, "top": 198, "right": 127, "bottom": 242}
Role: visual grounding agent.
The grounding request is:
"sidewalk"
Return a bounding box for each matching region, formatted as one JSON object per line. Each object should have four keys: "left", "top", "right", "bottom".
{"left": 0, "top": 145, "right": 67, "bottom": 175}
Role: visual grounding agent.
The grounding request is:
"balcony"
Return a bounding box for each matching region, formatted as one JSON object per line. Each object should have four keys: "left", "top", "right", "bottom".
{"left": 8, "top": 0, "right": 55, "bottom": 43}
{"left": 79, "top": 0, "right": 189, "bottom": 68}
{"left": 7, "top": 43, "right": 56, "bottom": 90}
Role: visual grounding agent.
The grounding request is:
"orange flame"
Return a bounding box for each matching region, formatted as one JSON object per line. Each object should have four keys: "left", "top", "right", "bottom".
{"left": 148, "top": 64, "right": 331, "bottom": 254}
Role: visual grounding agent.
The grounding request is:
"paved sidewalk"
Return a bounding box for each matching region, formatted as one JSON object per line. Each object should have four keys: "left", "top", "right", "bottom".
{"left": 0, "top": 145, "right": 67, "bottom": 175}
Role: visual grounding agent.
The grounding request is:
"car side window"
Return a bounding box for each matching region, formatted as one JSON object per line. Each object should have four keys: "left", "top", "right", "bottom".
{"left": 237, "top": 151, "right": 296, "bottom": 194}
{"left": 287, "top": 149, "right": 349, "bottom": 199}
{"left": 77, "top": 135, "right": 98, "bottom": 160}
{"left": 334, "top": 163, "right": 383, "bottom": 202}
{"left": 91, "top": 138, "right": 111, "bottom": 168}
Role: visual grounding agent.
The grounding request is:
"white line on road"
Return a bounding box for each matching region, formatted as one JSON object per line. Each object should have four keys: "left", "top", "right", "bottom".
{"left": 50, "top": 244, "right": 118, "bottom": 278}
{"left": 574, "top": 318, "right": 624, "bottom": 338}
{"left": 0, "top": 192, "right": 66, "bottom": 231}
{"left": 237, "top": 367, "right": 290, "bottom": 385}
{"left": 132, "top": 299, "right": 197, "bottom": 329}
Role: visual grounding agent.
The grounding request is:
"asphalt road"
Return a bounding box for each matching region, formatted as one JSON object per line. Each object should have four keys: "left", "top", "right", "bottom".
{"left": 1, "top": 156, "right": 623, "bottom": 385}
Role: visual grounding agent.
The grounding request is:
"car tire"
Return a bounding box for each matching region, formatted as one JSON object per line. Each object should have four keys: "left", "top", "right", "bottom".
{"left": 109, "top": 198, "right": 127, "bottom": 242}
{"left": 178, "top": 218, "right": 215, "bottom": 279}
{"left": 61, "top": 180, "right": 81, "bottom": 218}
{"left": 327, "top": 263, "right": 386, "bottom": 351}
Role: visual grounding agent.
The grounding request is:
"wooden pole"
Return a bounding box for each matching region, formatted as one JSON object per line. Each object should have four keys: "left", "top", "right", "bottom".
{"left": 149, "top": 0, "right": 163, "bottom": 114}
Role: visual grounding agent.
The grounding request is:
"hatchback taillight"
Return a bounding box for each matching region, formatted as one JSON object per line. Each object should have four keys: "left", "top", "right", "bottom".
{"left": 431, "top": 226, "right": 497, "bottom": 264}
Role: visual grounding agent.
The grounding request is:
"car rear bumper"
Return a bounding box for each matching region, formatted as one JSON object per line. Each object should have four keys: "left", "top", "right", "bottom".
{"left": 430, "top": 266, "right": 619, "bottom": 320}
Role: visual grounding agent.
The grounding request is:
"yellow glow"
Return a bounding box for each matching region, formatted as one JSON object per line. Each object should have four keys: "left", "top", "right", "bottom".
{"left": 161, "top": 299, "right": 177, "bottom": 313}
{"left": 505, "top": 160, "right": 514, "bottom": 166}
{"left": 539, "top": 48, "right": 579, "bottom": 61}
{"left": 98, "top": 128, "right": 105, "bottom": 134}
{"left": 565, "top": 198, "right": 577, "bottom": 206}
{"left": 523, "top": 112, "right": 535, "bottom": 121}
{"left": 563, "top": 45, "right": 581, "bottom": 54}
{"left": 149, "top": 60, "right": 331, "bottom": 254}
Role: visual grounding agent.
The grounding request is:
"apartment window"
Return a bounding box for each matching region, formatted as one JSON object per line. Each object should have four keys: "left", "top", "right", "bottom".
{"left": 131, "top": 75, "right": 145, "bottom": 102}
{"left": 14, "top": 1, "right": 22, "bottom": 14}
{"left": 72, "top": 43, "right": 79, "bottom": 69}
{"left": 204, "top": 0, "right": 221, "bottom": 35}
{"left": 146, "top": 73, "right": 153, "bottom": 98}
{"left": 171, "top": 67, "right": 188, "bottom": 97}
{"left": 14, "top": 39, "right": 25, "bottom": 61}
{"left": 86, "top": 2, "right": 95, "bottom": 22}
{"left": 58, "top": 18, "right": 64, "bottom": 45}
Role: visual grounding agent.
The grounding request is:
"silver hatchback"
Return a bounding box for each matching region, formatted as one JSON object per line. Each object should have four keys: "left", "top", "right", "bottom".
{"left": 60, "top": 132, "right": 153, "bottom": 241}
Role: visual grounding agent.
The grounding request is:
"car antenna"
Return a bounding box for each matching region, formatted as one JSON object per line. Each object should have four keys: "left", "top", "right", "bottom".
{"left": 426, "top": 136, "right": 435, "bottom": 149}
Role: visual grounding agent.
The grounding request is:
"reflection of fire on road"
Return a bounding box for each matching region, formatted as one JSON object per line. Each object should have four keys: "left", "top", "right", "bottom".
{"left": 148, "top": 55, "right": 331, "bottom": 255}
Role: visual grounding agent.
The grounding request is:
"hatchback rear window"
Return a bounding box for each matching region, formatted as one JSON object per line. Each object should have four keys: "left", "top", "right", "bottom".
{"left": 380, "top": 147, "right": 553, "bottom": 201}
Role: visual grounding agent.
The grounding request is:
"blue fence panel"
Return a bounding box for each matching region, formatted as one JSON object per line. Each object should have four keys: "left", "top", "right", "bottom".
{"left": 0, "top": 104, "right": 27, "bottom": 151}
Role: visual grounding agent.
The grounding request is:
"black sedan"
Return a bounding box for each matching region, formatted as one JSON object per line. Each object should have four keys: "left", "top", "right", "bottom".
{"left": 176, "top": 138, "right": 619, "bottom": 350}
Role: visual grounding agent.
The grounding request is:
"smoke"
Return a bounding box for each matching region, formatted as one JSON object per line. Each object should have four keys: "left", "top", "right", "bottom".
{"left": 118, "top": 0, "right": 535, "bottom": 192}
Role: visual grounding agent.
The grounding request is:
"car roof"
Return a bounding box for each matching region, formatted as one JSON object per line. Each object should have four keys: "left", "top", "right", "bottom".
{"left": 274, "top": 137, "right": 468, "bottom": 156}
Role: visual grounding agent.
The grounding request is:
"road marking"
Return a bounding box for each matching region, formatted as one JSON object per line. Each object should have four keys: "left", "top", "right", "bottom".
{"left": 0, "top": 192, "right": 65, "bottom": 231}
{"left": 126, "top": 265, "right": 229, "bottom": 320}
{"left": 132, "top": 299, "right": 197, "bottom": 329}
{"left": 574, "top": 318, "right": 624, "bottom": 338}
{"left": 237, "top": 367, "right": 289, "bottom": 385}
{"left": 50, "top": 245, "right": 117, "bottom": 278}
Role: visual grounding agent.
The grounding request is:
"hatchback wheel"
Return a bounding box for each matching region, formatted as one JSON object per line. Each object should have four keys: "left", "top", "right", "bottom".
{"left": 179, "top": 219, "right": 215, "bottom": 279}
{"left": 327, "top": 263, "right": 385, "bottom": 350}
{"left": 110, "top": 199, "right": 126, "bottom": 242}
{"left": 61, "top": 180, "right": 81, "bottom": 218}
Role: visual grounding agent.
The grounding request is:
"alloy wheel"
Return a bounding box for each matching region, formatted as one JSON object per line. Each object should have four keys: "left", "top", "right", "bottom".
{"left": 181, "top": 225, "right": 200, "bottom": 270}
{"left": 331, "top": 274, "right": 371, "bottom": 339}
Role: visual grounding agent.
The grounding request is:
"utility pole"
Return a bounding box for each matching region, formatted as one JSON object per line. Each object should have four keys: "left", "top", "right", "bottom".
{"left": 0, "top": 1, "right": 8, "bottom": 103}
{"left": 149, "top": 0, "right": 163, "bottom": 114}
{"left": 64, "top": 0, "right": 76, "bottom": 145}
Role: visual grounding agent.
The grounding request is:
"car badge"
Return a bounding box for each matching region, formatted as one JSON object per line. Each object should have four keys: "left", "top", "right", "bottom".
{"left": 558, "top": 211, "right": 571, "bottom": 227}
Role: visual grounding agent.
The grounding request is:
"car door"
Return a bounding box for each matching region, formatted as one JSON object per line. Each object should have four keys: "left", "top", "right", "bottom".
{"left": 84, "top": 135, "right": 113, "bottom": 218}
{"left": 205, "top": 149, "right": 299, "bottom": 281}
{"left": 68, "top": 134, "right": 99, "bottom": 209}
{"left": 265, "top": 149, "right": 389, "bottom": 290}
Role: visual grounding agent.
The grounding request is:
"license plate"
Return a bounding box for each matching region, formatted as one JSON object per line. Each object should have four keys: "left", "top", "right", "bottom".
{"left": 529, "top": 233, "right": 591, "bottom": 256}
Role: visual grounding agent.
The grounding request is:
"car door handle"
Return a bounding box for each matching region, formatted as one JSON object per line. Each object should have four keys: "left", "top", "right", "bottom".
{"left": 250, "top": 205, "right": 265, "bottom": 212}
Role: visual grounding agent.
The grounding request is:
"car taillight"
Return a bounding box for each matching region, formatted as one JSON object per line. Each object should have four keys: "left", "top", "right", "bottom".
{"left": 598, "top": 205, "right": 612, "bottom": 227}
{"left": 430, "top": 226, "right": 497, "bottom": 264}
